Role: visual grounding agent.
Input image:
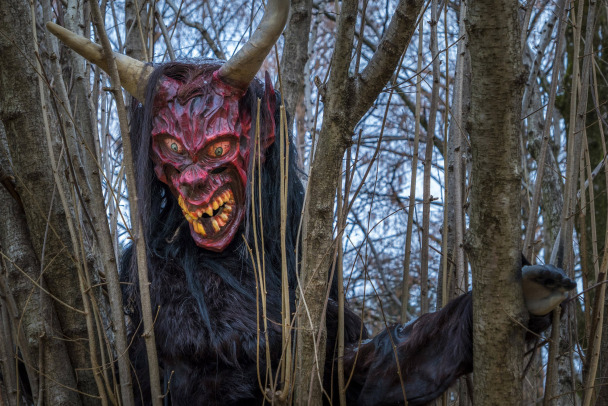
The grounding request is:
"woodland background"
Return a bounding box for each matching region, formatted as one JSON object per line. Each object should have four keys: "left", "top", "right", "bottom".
{"left": 0, "top": 0, "right": 607, "bottom": 404}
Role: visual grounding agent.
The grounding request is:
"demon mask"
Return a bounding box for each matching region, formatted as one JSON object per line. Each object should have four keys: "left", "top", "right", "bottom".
{"left": 150, "top": 71, "right": 276, "bottom": 251}
{"left": 46, "top": 0, "right": 287, "bottom": 251}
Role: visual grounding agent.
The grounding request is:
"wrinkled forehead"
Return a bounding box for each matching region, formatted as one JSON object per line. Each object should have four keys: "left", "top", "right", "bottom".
{"left": 151, "top": 75, "right": 244, "bottom": 149}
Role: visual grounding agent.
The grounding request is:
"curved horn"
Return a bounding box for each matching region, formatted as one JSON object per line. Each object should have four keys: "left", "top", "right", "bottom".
{"left": 46, "top": 22, "right": 152, "bottom": 102}
{"left": 218, "top": 0, "right": 289, "bottom": 89}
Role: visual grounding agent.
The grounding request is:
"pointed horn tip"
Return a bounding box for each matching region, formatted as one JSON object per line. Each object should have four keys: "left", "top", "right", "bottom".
{"left": 218, "top": 0, "right": 289, "bottom": 90}
{"left": 45, "top": 21, "right": 94, "bottom": 50}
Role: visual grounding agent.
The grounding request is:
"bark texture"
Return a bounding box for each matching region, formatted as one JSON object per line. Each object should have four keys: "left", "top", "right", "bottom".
{"left": 0, "top": 124, "right": 80, "bottom": 405}
{"left": 445, "top": 11, "right": 470, "bottom": 301}
{"left": 280, "top": 0, "right": 312, "bottom": 132}
{"left": 51, "top": 2, "right": 135, "bottom": 403}
{"left": 465, "top": 0, "right": 527, "bottom": 404}
{"left": 0, "top": 0, "right": 95, "bottom": 402}
{"left": 124, "top": 0, "right": 149, "bottom": 61}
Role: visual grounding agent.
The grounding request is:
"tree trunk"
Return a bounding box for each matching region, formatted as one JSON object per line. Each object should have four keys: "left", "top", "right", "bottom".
{"left": 280, "top": 0, "right": 312, "bottom": 135}
{"left": 0, "top": 123, "right": 81, "bottom": 405}
{"left": 124, "top": 0, "right": 149, "bottom": 61}
{"left": 445, "top": 0, "right": 470, "bottom": 301}
{"left": 294, "top": 4, "right": 356, "bottom": 402}
{"left": 0, "top": 0, "right": 96, "bottom": 402}
{"left": 49, "top": 1, "right": 135, "bottom": 403}
{"left": 445, "top": 3, "right": 471, "bottom": 402}
{"left": 465, "top": 0, "right": 527, "bottom": 404}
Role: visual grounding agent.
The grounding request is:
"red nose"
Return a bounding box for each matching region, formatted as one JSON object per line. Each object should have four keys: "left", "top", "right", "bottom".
{"left": 178, "top": 165, "right": 208, "bottom": 198}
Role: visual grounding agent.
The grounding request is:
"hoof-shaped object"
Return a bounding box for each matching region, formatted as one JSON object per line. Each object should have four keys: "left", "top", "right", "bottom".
{"left": 522, "top": 264, "right": 576, "bottom": 316}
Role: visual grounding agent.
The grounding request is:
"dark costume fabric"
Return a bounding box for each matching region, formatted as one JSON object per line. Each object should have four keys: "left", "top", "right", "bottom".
{"left": 121, "top": 62, "right": 555, "bottom": 406}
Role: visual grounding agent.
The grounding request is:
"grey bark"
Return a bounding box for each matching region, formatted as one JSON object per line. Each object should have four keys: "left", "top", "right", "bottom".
{"left": 0, "top": 0, "right": 97, "bottom": 401}
{"left": 48, "top": 1, "right": 135, "bottom": 403}
{"left": 465, "top": 0, "right": 527, "bottom": 404}
{"left": 444, "top": 3, "right": 471, "bottom": 401}
{"left": 124, "top": 0, "right": 149, "bottom": 61}
{"left": 280, "top": 0, "right": 312, "bottom": 167}
{"left": 0, "top": 287, "right": 19, "bottom": 406}
{"left": 0, "top": 137, "right": 81, "bottom": 406}
{"left": 445, "top": 37, "right": 470, "bottom": 299}
{"left": 280, "top": 0, "right": 312, "bottom": 129}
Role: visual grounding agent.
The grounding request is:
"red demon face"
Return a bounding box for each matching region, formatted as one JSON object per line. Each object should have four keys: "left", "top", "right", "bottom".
{"left": 150, "top": 71, "right": 275, "bottom": 251}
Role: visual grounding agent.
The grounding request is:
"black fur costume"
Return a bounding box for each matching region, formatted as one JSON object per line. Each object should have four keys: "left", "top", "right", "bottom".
{"left": 121, "top": 62, "right": 558, "bottom": 406}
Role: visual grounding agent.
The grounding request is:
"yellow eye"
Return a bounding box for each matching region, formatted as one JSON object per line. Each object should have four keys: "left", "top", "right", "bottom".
{"left": 164, "top": 138, "right": 184, "bottom": 154}
{"left": 207, "top": 141, "right": 231, "bottom": 158}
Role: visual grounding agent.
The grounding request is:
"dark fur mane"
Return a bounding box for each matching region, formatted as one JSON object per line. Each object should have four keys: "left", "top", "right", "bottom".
{"left": 344, "top": 292, "right": 473, "bottom": 405}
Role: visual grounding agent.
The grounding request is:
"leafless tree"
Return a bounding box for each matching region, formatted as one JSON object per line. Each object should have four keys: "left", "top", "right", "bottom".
{"left": 0, "top": 0, "right": 607, "bottom": 405}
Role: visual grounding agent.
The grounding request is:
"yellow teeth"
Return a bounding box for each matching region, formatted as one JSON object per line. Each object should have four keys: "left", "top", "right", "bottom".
{"left": 193, "top": 220, "right": 206, "bottom": 236}
{"left": 211, "top": 219, "right": 220, "bottom": 232}
{"left": 179, "top": 196, "right": 200, "bottom": 221}
{"left": 179, "top": 190, "right": 234, "bottom": 234}
{"left": 178, "top": 195, "right": 191, "bottom": 215}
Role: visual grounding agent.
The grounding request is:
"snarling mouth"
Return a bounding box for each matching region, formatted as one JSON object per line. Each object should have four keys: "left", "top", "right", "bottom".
{"left": 178, "top": 190, "right": 236, "bottom": 237}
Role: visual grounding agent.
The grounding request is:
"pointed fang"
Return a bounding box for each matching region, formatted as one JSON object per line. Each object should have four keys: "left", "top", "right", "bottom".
{"left": 193, "top": 221, "right": 207, "bottom": 236}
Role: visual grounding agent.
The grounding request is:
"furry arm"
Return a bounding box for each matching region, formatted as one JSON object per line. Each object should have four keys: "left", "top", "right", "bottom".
{"left": 344, "top": 264, "right": 576, "bottom": 406}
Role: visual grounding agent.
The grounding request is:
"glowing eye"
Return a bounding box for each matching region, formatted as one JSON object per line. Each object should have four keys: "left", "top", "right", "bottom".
{"left": 207, "top": 141, "right": 231, "bottom": 158}
{"left": 171, "top": 143, "right": 179, "bottom": 152}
